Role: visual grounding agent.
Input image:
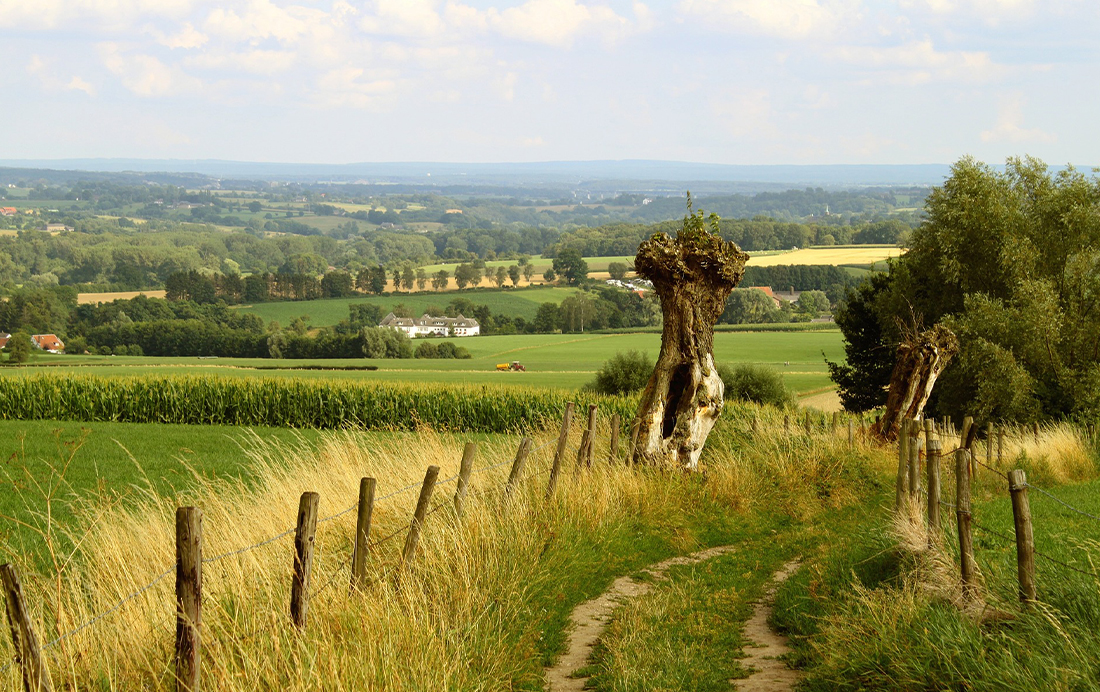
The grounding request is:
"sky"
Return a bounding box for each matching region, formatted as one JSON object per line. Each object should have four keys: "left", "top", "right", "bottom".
{"left": 1, "top": 0, "right": 1097, "bottom": 167}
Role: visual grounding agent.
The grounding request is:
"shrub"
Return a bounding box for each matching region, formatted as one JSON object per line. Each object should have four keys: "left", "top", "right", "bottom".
{"left": 590, "top": 350, "right": 652, "bottom": 395}
{"left": 718, "top": 363, "right": 792, "bottom": 408}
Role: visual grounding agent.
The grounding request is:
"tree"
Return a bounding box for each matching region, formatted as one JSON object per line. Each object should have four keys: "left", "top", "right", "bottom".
{"left": 720, "top": 289, "right": 777, "bottom": 324}
{"left": 607, "top": 261, "right": 628, "bottom": 281}
{"left": 432, "top": 269, "right": 449, "bottom": 290}
{"left": 493, "top": 266, "right": 507, "bottom": 288}
{"left": 533, "top": 302, "right": 561, "bottom": 333}
{"left": 832, "top": 156, "right": 1100, "bottom": 422}
{"left": 248, "top": 201, "right": 263, "bottom": 213}
{"left": 543, "top": 268, "right": 556, "bottom": 283}
{"left": 3, "top": 331, "right": 32, "bottom": 364}
{"left": 402, "top": 265, "right": 416, "bottom": 292}
{"left": 368, "top": 266, "right": 387, "bottom": 295}
{"left": 508, "top": 265, "right": 521, "bottom": 287}
{"left": 794, "top": 290, "right": 830, "bottom": 318}
{"left": 560, "top": 294, "right": 598, "bottom": 332}
{"left": 630, "top": 201, "right": 747, "bottom": 470}
{"left": 552, "top": 248, "right": 588, "bottom": 286}
{"left": 454, "top": 263, "right": 476, "bottom": 289}
{"left": 523, "top": 263, "right": 535, "bottom": 283}
{"left": 416, "top": 268, "right": 428, "bottom": 291}
{"left": 590, "top": 351, "right": 652, "bottom": 395}
{"left": 321, "top": 271, "right": 354, "bottom": 298}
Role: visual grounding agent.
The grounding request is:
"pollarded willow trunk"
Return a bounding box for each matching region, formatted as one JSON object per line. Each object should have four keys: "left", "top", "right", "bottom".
{"left": 629, "top": 207, "right": 748, "bottom": 470}
{"left": 871, "top": 323, "right": 959, "bottom": 443}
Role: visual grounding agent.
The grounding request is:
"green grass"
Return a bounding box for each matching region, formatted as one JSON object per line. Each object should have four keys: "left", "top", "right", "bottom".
{"left": 235, "top": 285, "right": 583, "bottom": 325}
{"left": 3, "top": 330, "right": 843, "bottom": 394}
{"left": 0, "top": 420, "right": 326, "bottom": 562}
{"left": 774, "top": 450, "right": 1100, "bottom": 692}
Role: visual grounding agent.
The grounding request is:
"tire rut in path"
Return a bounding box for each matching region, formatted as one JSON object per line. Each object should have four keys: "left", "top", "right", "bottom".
{"left": 544, "top": 545, "right": 737, "bottom": 692}
{"left": 732, "top": 559, "right": 802, "bottom": 692}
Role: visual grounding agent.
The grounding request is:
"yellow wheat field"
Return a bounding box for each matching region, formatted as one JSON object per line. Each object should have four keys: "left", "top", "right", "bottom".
{"left": 747, "top": 245, "right": 903, "bottom": 267}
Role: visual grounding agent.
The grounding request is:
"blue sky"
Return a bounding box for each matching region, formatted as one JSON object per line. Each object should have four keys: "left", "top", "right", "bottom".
{"left": 1, "top": 0, "right": 1096, "bottom": 166}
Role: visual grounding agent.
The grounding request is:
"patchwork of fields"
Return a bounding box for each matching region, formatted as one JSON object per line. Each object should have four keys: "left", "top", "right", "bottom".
{"left": 1, "top": 330, "right": 844, "bottom": 395}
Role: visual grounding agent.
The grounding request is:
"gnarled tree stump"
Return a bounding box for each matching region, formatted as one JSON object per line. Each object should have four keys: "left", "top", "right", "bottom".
{"left": 630, "top": 207, "right": 748, "bottom": 470}
{"left": 871, "top": 323, "right": 959, "bottom": 442}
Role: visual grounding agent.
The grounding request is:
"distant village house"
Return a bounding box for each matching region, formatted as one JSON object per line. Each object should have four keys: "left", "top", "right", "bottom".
{"left": 379, "top": 313, "right": 480, "bottom": 338}
{"left": 31, "top": 334, "right": 65, "bottom": 353}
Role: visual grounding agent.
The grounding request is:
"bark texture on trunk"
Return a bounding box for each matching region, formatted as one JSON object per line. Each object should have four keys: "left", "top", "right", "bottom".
{"left": 871, "top": 323, "right": 959, "bottom": 443}
{"left": 630, "top": 210, "right": 748, "bottom": 470}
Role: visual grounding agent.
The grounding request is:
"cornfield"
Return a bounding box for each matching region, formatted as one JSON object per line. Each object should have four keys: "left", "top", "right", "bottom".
{"left": 0, "top": 374, "right": 638, "bottom": 432}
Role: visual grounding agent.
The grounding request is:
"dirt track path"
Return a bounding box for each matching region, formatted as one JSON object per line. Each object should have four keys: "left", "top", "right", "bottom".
{"left": 544, "top": 545, "right": 738, "bottom": 692}
{"left": 733, "top": 560, "right": 802, "bottom": 692}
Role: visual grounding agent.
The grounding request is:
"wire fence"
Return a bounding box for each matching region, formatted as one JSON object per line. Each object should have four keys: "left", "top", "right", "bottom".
{"left": 1, "top": 426, "right": 580, "bottom": 683}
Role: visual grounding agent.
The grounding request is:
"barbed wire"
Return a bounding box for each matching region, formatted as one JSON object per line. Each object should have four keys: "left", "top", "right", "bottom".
{"left": 2, "top": 429, "right": 572, "bottom": 676}
{"left": 1023, "top": 483, "right": 1100, "bottom": 525}
{"left": 41, "top": 564, "right": 176, "bottom": 654}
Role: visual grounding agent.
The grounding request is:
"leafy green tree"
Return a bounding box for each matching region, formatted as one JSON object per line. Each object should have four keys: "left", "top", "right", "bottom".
{"left": 522, "top": 263, "right": 535, "bottom": 283}
{"left": 794, "top": 290, "right": 830, "bottom": 317}
{"left": 432, "top": 269, "right": 449, "bottom": 290}
{"left": 533, "top": 302, "right": 561, "bottom": 333}
{"left": 3, "top": 331, "right": 32, "bottom": 364}
{"left": 508, "top": 265, "right": 521, "bottom": 286}
{"left": 720, "top": 289, "right": 778, "bottom": 324}
{"left": 493, "top": 266, "right": 507, "bottom": 288}
{"left": 718, "top": 364, "right": 792, "bottom": 408}
{"left": 607, "top": 261, "right": 628, "bottom": 280}
{"left": 589, "top": 350, "right": 652, "bottom": 395}
{"left": 552, "top": 248, "right": 588, "bottom": 286}
{"left": 560, "top": 294, "right": 598, "bottom": 332}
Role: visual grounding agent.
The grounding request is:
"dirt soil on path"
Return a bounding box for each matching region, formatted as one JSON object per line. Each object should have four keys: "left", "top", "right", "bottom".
{"left": 543, "top": 545, "right": 738, "bottom": 692}
{"left": 733, "top": 560, "right": 802, "bottom": 692}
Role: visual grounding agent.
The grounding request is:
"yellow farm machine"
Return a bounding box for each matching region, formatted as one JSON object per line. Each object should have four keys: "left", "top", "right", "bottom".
{"left": 496, "top": 361, "right": 526, "bottom": 372}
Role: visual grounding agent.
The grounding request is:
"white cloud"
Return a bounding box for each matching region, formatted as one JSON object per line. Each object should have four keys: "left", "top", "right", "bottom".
{"left": 677, "top": 0, "right": 851, "bottom": 40}
{"left": 314, "top": 66, "right": 397, "bottom": 108}
{"left": 203, "top": 0, "right": 309, "bottom": 43}
{"left": 486, "top": 0, "right": 635, "bottom": 47}
{"left": 159, "top": 22, "right": 208, "bottom": 49}
{"left": 361, "top": 0, "right": 445, "bottom": 37}
{"left": 0, "top": 0, "right": 202, "bottom": 30}
{"left": 67, "top": 76, "right": 97, "bottom": 95}
{"left": 712, "top": 88, "right": 779, "bottom": 139}
{"left": 832, "top": 39, "right": 1006, "bottom": 84}
{"left": 99, "top": 42, "right": 202, "bottom": 96}
{"left": 980, "top": 95, "right": 1055, "bottom": 143}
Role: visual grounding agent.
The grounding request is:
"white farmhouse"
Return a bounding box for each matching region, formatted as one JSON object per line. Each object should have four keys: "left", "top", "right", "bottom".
{"left": 378, "top": 313, "right": 480, "bottom": 337}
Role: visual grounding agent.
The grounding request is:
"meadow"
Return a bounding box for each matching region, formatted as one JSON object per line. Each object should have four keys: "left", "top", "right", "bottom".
{"left": 1, "top": 330, "right": 845, "bottom": 395}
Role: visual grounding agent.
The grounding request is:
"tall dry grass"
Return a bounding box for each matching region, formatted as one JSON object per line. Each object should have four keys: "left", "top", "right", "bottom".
{"left": 0, "top": 408, "right": 891, "bottom": 691}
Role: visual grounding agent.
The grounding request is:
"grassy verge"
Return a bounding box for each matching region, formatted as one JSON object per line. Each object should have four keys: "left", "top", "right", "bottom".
{"left": 0, "top": 406, "right": 890, "bottom": 691}
{"left": 772, "top": 426, "right": 1100, "bottom": 691}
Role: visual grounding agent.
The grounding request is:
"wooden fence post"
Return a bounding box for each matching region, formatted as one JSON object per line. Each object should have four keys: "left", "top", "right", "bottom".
{"left": 608, "top": 414, "right": 620, "bottom": 464}
{"left": 832, "top": 411, "right": 839, "bottom": 434}
{"left": 804, "top": 411, "right": 812, "bottom": 435}
{"left": 351, "top": 478, "right": 376, "bottom": 590}
{"left": 546, "top": 403, "right": 574, "bottom": 498}
{"left": 627, "top": 417, "right": 641, "bottom": 462}
{"left": 399, "top": 466, "right": 440, "bottom": 575}
{"left": 1, "top": 563, "right": 52, "bottom": 692}
{"left": 290, "top": 492, "right": 319, "bottom": 629}
{"left": 956, "top": 449, "right": 976, "bottom": 600}
{"left": 174, "top": 507, "right": 201, "bottom": 692}
{"left": 575, "top": 404, "right": 598, "bottom": 468}
{"left": 923, "top": 419, "right": 934, "bottom": 454}
{"left": 895, "top": 418, "right": 910, "bottom": 512}
{"left": 908, "top": 424, "right": 922, "bottom": 502}
{"left": 1008, "top": 469, "right": 1037, "bottom": 603}
{"left": 927, "top": 440, "right": 942, "bottom": 532}
{"left": 453, "top": 442, "right": 477, "bottom": 516}
{"left": 998, "top": 427, "right": 1005, "bottom": 465}
{"left": 848, "top": 417, "right": 854, "bottom": 450}
{"left": 986, "top": 422, "right": 994, "bottom": 470}
{"left": 505, "top": 437, "right": 533, "bottom": 500}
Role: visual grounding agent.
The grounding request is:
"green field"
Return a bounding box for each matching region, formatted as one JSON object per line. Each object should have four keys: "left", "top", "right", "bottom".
{"left": 2, "top": 331, "right": 843, "bottom": 394}
{"left": 236, "top": 286, "right": 599, "bottom": 326}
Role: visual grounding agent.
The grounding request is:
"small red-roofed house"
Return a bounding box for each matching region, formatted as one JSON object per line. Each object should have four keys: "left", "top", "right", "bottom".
{"left": 0, "top": 207, "right": 16, "bottom": 216}
{"left": 0, "top": 332, "right": 9, "bottom": 349}
{"left": 31, "top": 333, "right": 65, "bottom": 353}
{"left": 745, "top": 286, "right": 782, "bottom": 308}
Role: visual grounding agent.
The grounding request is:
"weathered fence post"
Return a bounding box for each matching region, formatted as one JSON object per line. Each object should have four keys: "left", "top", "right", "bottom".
{"left": 290, "top": 492, "right": 319, "bottom": 629}
{"left": 908, "top": 422, "right": 922, "bottom": 502}
{"left": 956, "top": 449, "right": 976, "bottom": 600}
{"left": 453, "top": 442, "right": 477, "bottom": 516}
{"left": 504, "top": 437, "right": 533, "bottom": 501}
{"left": 832, "top": 411, "right": 839, "bottom": 434}
{"left": 1008, "top": 469, "right": 1037, "bottom": 603}
{"left": 895, "top": 418, "right": 910, "bottom": 512}
{"left": 546, "top": 403, "right": 575, "bottom": 498}
{"left": 1, "top": 563, "right": 52, "bottom": 692}
{"left": 174, "top": 507, "right": 202, "bottom": 692}
{"left": 627, "top": 417, "right": 641, "bottom": 461}
{"left": 848, "top": 417, "right": 854, "bottom": 450}
{"left": 351, "top": 478, "right": 376, "bottom": 589}
{"left": 804, "top": 411, "right": 812, "bottom": 435}
{"left": 399, "top": 466, "right": 440, "bottom": 575}
{"left": 927, "top": 440, "right": 942, "bottom": 532}
{"left": 986, "top": 422, "right": 994, "bottom": 470}
{"left": 923, "top": 419, "right": 935, "bottom": 454}
{"left": 608, "top": 414, "right": 620, "bottom": 464}
{"left": 575, "top": 404, "right": 598, "bottom": 468}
